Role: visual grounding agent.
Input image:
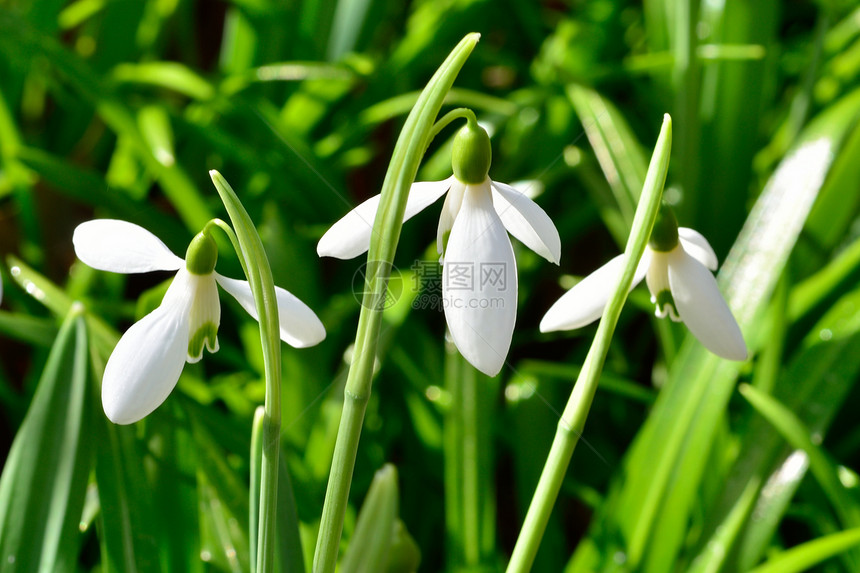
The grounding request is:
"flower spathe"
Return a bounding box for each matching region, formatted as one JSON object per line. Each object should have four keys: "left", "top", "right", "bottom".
{"left": 317, "top": 121, "right": 561, "bottom": 376}
{"left": 74, "top": 219, "right": 326, "bottom": 424}
{"left": 540, "top": 226, "right": 748, "bottom": 361}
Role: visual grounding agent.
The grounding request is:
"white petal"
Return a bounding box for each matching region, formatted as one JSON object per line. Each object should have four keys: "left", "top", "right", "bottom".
{"left": 645, "top": 250, "right": 679, "bottom": 320}
{"left": 436, "top": 179, "right": 466, "bottom": 258}
{"left": 215, "top": 274, "right": 326, "bottom": 348}
{"left": 490, "top": 181, "right": 562, "bottom": 264}
{"left": 73, "top": 219, "right": 184, "bottom": 274}
{"left": 317, "top": 178, "right": 453, "bottom": 259}
{"left": 539, "top": 252, "right": 651, "bottom": 332}
{"left": 667, "top": 249, "right": 748, "bottom": 360}
{"left": 442, "top": 185, "right": 517, "bottom": 376}
{"left": 678, "top": 227, "right": 718, "bottom": 271}
{"left": 102, "top": 269, "right": 194, "bottom": 424}
{"left": 186, "top": 273, "right": 221, "bottom": 362}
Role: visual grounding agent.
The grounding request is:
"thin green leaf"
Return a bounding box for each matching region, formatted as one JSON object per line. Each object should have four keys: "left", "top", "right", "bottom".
{"left": 95, "top": 422, "right": 162, "bottom": 573}
{"left": 0, "top": 307, "right": 91, "bottom": 573}
{"left": 0, "top": 310, "right": 57, "bottom": 346}
{"left": 340, "top": 464, "right": 399, "bottom": 573}
{"left": 0, "top": 13, "right": 214, "bottom": 230}
{"left": 730, "top": 285, "right": 860, "bottom": 571}
{"left": 567, "top": 84, "right": 647, "bottom": 236}
{"left": 111, "top": 62, "right": 215, "bottom": 100}
{"left": 739, "top": 384, "right": 860, "bottom": 532}
{"left": 746, "top": 528, "right": 860, "bottom": 573}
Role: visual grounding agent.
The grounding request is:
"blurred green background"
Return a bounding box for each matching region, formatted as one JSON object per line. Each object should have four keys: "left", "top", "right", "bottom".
{"left": 2, "top": 0, "right": 860, "bottom": 571}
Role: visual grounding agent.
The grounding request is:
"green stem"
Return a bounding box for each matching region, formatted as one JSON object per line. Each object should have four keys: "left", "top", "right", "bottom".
{"left": 506, "top": 115, "right": 672, "bottom": 573}
{"left": 209, "top": 172, "right": 282, "bottom": 573}
{"left": 313, "top": 34, "right": 480, "bottom": 573}
{"left": 207, "top": 218, "right": 250, "bottom": 276}
{"left": 444, "top": 341, "right": 495, "bottom": 569}
{"left": 249, "top": 407, "right": 265, "bottom": 568}
{"left": 674, "top": 0, "right": 701, "bottom": 223}
{"left": 429, "top": 107, "right": 478, "bottom": 144}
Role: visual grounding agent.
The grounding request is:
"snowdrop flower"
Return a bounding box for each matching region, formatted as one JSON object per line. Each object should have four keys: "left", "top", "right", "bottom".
{"left": 74, "top": 219, "right": 326, "bottom": 424}
{"left": 540, "top": 204, "right": 747, "bottom": 361}
{"left": 318, "top": 118, "right": 560, "bottom": 376}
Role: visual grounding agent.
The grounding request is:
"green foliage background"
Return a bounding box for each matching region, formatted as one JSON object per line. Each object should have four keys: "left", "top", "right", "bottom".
{"left": 2, "top": 0, "right": 860, "bottom": 571}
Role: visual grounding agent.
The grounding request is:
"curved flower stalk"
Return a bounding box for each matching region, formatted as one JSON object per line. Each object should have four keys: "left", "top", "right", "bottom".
{"left": 74, "top": 219, "right": 326, "bottom": 424}
{"left": 318, "top": 118, "right": 561, "bottom": 376}
{"left": 540, "top": 204, "right": 747, "bottom": 361}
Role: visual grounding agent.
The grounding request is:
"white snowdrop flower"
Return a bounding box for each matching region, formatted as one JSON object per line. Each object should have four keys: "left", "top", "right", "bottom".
{"left": 74, "top": 219, "right": 326, "bottom": 424}
{"left": 540, "top": 204, "right": 747, "bottom": 361}
{"left": 317, "top": 119, "right": 561, "bottom": 376}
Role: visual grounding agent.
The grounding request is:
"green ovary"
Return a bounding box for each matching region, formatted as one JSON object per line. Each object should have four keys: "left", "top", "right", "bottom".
{"left": 452, "top": 120, "right": 492, "bottom": 184}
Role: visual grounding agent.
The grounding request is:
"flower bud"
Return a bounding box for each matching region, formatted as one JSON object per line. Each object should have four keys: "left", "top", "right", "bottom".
{"left": 452, "top": 120, "right": 491, "bottom": 184}
{"left": 649, "top": 202, "right": 680, "bottom": 252}
{"left": 185, "top": 231, "right": 218, "bottom": 275}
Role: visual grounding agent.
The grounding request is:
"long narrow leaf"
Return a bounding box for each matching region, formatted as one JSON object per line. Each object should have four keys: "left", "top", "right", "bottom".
{"left": 0, "top": 307, "right": 91, "bottom": 573}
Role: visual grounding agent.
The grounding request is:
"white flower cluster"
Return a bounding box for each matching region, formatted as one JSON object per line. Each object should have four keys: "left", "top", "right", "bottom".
{"left": 73, "top": 118, "right": 746, "bottom": 425}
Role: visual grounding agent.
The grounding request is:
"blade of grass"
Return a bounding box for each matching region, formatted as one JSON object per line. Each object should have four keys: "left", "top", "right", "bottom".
{"left": 0, "top": 306, "right": 91, "bottom": 572}
{"left": 0, "top": 12, "right": 214, "bottom": 230}
{"left": 740, "top": 384, "right": 860, "bottom": 531}
{"left": 746, "top": 528, "right": 860, "bottom": 573}
{"left": 340, "top": 464, "right": 399, "bottom": 573}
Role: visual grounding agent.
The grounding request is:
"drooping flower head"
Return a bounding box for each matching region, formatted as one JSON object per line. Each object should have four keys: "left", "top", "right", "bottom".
{"left": 318, "top": 117, "right": 561, "bottom": 376}
{"left": 74, "top": 219, "right": 326, "bottom": 424}
{"left": 540, "top": 203, "right": 747, "bottom": 361}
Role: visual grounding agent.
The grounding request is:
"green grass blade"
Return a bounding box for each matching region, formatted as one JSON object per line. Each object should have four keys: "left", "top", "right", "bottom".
{"left": 94, "top": 423, "right": 162, "bottom": 572}
{"left": 686, "top": 478, "right": 761, "bottom": 573}
{"left": 111, "top": 62, "right": 215, "bottom": 100}
{"left": 0, "top": 12, "right": 214, "bottom": 230}
{"left": 340, "top": 464, "right": 399, "bottom": 573}
{"left": 0, "top": 310, "right": 57, "bottom": 346}
{"left": 729, "top": 284, "right": 860, "bottom": 571}
{"left": 567, "top": 84, "right": 647, "bottom": 234}
{"left": 746, "top": 528, "right": 860, "bottom": 573}
{"left": 0, "top": 306, "right": 91, "bottom": 573}
{"left": 276, "top": 447, "right": 306, "bottom": 573}
{"left": 693, "top": 0, "right": 778, "bottom": 256}
{"left": 7, "top": 255, "right": 118, "bottom": 357}
{"left": 740, "top": 383, "right": 860, "bottom": 531}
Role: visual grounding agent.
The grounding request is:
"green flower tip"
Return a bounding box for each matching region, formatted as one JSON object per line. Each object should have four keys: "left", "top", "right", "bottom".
{"left": 654, "top": 289, "right": 679, "bottom": 321}
{"left": 452, "top": 119, "right": 491, "bottom": 184}
{"left": 189, "top": 321, "right": 218, "bottom": 360}
{"left": 649, "top": 202, "right": 679, "bottom": 252}
{"left": 186, "top": 230, "right": 218, "bottom": 275}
